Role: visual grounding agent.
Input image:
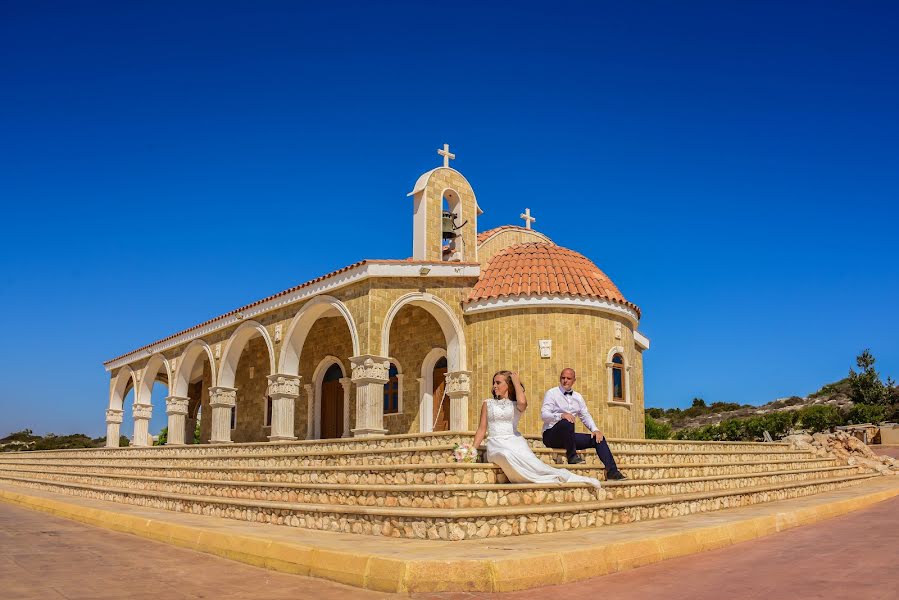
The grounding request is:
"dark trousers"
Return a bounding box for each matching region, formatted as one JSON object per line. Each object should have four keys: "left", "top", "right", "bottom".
{"left": 542, "top": 419, "right": 619, "bottom": 472}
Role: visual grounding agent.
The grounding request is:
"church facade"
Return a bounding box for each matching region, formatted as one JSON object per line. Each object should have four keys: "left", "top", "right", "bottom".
{"left": 102, "top": 147, "right": 650, "bottom": 447}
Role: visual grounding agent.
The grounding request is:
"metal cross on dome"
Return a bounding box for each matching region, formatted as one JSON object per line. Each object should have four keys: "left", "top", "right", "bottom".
{"left": 437, "top": 143, "right": 455, "bottom": 168}
{"left": 520, "top": 207, "right": 536, "bottom": 229}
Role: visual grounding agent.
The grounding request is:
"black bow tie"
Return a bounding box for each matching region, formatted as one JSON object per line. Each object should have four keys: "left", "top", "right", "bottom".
{"left": 563, "top": 390, "right": 573, "bottom": 396}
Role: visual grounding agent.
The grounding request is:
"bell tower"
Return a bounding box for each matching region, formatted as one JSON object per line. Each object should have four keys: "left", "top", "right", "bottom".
{"left": 407, "top": 144, "right": 481, "bottom": 262}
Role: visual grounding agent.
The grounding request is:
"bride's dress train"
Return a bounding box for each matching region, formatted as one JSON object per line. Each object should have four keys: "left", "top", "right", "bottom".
{"left": 482, "top": 398, "right": 603, "bottom": 490}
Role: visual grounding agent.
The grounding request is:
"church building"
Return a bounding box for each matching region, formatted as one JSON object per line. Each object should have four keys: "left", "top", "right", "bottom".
{"left": 102, "top": 146, "right": 650, "bottom": 447}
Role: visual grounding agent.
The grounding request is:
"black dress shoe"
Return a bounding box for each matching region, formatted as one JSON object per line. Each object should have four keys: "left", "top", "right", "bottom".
{"left": 567, "top": 456, "right": 585, "bottom": 465}
{"left": 606, "top": 470, "right": 627, "bottom": 481}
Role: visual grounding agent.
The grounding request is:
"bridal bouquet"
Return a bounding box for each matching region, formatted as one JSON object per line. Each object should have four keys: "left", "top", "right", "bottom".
{"left": 452, "top": 442, "right": 478, "bottom": 463}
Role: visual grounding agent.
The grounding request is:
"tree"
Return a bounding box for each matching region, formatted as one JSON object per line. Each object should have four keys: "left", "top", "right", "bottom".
{"left": 155, "top": 427, "right": 168, "bottom": 446}
{"left": 691, "top": 398, "right": 706, "bottom": 408}
{"left": 848, "top": 349, "right": 887, "bottom": 405}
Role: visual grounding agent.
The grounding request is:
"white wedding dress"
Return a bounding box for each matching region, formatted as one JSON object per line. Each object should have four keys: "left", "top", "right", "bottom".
{"left": 483, "top": 398, "right": 602, "bottom": 489}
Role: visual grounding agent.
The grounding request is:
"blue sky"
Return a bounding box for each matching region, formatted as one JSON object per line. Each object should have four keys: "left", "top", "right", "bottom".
{"left": 1, "top": 1, "right": 897, "bottom": 437}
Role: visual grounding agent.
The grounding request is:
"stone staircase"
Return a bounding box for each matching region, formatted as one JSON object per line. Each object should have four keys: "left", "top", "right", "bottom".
{"left": 0, "top": 433, "right": 883, "bottom": 540}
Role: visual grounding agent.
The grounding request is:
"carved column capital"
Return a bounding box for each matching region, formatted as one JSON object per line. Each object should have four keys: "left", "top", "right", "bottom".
{"left": 105, "top": 408, "right": 124, "bottom": 424}
{"left": 131, "top": 403, "right": 153, "bottom": 420}
{"left": 165, "top": 396, "right": 190, "bottom": 416}
{"left": 350, "top": 354, "right": 391, "bottom": 383}
{"left": 266, "top": 374, "right": 301, "bottom": 398}
{"left": 338, "top": 377, "right": 352, "bottom": 392}
{"left": 444, "top": 370, "right": 472, "bottom": 397}
{"left": 209, "top": 386, "right": 237, "bottom": 408}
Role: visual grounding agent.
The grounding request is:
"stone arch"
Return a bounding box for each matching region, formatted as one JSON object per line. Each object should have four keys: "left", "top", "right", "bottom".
{"left": 418, "top": 347, "right": 447, "bottom": 432}
{"left": 109, "top": 365, "right": 137, "bottom": 411}
{"left": 312, "top": 355, "right": 347, "bottom": 439}
{"left": 173, "top": 340, "right": 217, "bottom": 398}
{"left": 278, "top": 295, "right": 360, "bottom": 375}
{"left": 218, "top": 320, "right": 276, "bottom": 388}
{"left": 381, "top": 292, "right": 466, "bottom": 372}
{"left": 137, "top": 353, "right": 171, "bottom": 405}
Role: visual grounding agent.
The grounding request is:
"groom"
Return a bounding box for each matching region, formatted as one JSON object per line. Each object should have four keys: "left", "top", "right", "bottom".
{"left": 541, "top": 368, "right": 627, "bottom": 480}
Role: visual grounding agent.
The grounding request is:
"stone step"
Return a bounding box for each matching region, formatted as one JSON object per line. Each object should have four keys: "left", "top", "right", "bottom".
{"left": 1, "top": 465, "right": 868, "bottom": 507}
{"left": 0, "top": 457, "right": 841, "bottom": 484}
{"left": 6, "top": 433, "right": 789, "bottom": 459}
{"left": 0, "top": 446, "right": 815, "bottom": 468}
{"left": 0, "top": 472, "right": 880, "bottom": 539}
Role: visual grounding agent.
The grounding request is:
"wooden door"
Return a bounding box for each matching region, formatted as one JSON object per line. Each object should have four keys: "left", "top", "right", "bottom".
{"left": 321, "top": 380, "right": 344, "bottom": 439}
{"left": 433, "top": 366, "right": 450, "bottom": 432}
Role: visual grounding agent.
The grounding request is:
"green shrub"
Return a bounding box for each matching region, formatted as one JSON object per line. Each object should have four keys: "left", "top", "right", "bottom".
{"left": 845, "top": 403, "right": 887, "bottom": 425}
{"left": 645, "top": 414, "right": 672, "bottom": 439}
{"left": 673, "top": 425, "right": 716, "bottom": 441}
{"left": 796, "top": 405, "right": 844, "bottom": 433}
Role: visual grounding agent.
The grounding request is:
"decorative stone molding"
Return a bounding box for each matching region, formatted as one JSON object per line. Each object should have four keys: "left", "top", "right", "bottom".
{"left": 105, "top": 407, "right": 125, "bottom": 448}
{"left": 132, "top": 403, "right": 153, "bottom": 420}
{"left": 105, "top": 408, "right": 124, "bottom": 424}
{"left": 266, "top": 374, "right": 300, "bottom": 441}
{"left": 209, "top": 387, "right": 237, "bottom": 408}
{"left": 444, "top": 370, "right": 472, "bottom": 432}
{"left": 266, "top": 374, "right": 301, "bottom": 398}
{"left": 444, "top": 370, "right": 471, "bottom": 396}
{"left": 165, "top": 396, "right": 190, "bottom": 416}
{"left": 208, "top": 386, "right": 237, "bottom": 444}
{"left": 350, "top": 354, "right": 390, "bottom": 437}
{"left": 350, "top": 355, "right": 391, "bottom": 383}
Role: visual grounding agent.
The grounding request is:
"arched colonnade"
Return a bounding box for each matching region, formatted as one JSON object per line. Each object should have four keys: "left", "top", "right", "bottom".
{"left": 105, "top": 293, "right": 472, "bottom": 447}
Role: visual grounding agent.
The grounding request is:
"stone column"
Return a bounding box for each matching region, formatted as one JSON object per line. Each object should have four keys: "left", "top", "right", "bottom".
{"left": 209, "top": 386, "right": 236, "bottom": 443}
{"left": 164, "top": 396, "right": 190, "bottom": 445}
{"left": 304, "top": 383, "right": 314, "bottom": 439}
{"left": 105, "top": 408, "right": 124, "bottom": 448}
{"left": 445, "top": 370, "right": 472, "bottom": 431}
{"left": 131, "top": 403, "right": 153, "bottom": 447}
{"left": 267, "top": 374, "right": 300, "bottom": 441}
{"left": 339, "top": 377, "right": 352, "bottom": 437}
{"left": 350, "top": 354, "right": 389, "bottom": 437}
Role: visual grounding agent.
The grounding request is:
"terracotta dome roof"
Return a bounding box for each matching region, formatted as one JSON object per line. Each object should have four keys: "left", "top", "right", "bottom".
{"left": 466, "top": 242, "right": 640, "bottom": 317}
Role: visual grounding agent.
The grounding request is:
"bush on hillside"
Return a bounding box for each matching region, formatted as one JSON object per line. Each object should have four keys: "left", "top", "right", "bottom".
{"left": 644, "top": 414, "right": 672, "bottom": 439}
{"left": 795, "top": 405, "right": 844, "bottom": 433}
{"left": 845, "top": 403, "right": 887, "bottom": 425}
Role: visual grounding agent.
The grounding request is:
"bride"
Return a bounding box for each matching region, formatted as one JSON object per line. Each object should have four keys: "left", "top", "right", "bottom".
{"left": 472, "top": 370, "right": 602, "bottom": 490}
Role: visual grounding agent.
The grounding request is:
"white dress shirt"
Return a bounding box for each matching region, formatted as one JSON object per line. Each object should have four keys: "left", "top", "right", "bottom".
{"left": 541, "top": 386, "right": 599, "bottom": 433}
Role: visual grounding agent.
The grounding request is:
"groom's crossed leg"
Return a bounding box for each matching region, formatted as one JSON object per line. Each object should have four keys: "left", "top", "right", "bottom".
{"left": 542, "top": 419, "right": 624, "bottom": 478}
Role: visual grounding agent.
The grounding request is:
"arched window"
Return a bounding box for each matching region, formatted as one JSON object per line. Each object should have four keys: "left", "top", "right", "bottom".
{"left": 611, "top": 354, "right": 625, "bottom": 401}
{"left": 384, "top": 363, "right": 400, "bottom": 414}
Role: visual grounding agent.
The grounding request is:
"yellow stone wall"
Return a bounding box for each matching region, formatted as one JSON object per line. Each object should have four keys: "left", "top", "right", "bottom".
{"left": 296, "top": 316, "right": 355, "bottom": 437}
{"left": 477, "top": 228, "right": 553, "bottom": 267}
{"left": 230, "top": 336, "right": 272, "bottom": 443}
{"left": 421, "top": 168, "right": 479, "bottom": 263}
{"left": 463, "top": 308, "right": 645, "bottom": 439}
{"left": 385, "top": 305, "right": 447, "bottom": 434}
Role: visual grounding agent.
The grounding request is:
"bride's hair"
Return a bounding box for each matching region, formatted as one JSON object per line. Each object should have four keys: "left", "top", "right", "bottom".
{"left": 492, "top": 370, "right": 524, "bottom": 401}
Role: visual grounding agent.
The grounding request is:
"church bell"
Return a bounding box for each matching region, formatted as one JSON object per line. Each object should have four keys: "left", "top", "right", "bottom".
{"left": 442, "top": 211, "right": 458, "bottom": 239}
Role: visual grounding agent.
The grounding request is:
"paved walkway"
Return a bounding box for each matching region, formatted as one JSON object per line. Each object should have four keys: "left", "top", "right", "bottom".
{"left": 2, "top": 490, "right": 897, "bottom": 599}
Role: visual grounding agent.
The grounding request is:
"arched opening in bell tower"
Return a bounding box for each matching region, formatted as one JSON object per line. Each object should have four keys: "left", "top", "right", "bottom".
{"left": 441, "top": 189, "right": 464, "bottom": 262}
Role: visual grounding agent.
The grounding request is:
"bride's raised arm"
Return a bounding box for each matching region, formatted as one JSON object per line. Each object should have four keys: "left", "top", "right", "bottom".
{"left": 472, "top": 400, "right": 489, "bottom": 449}
{"left": 511, "top": 371, "right": 527, "bottom": 412}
